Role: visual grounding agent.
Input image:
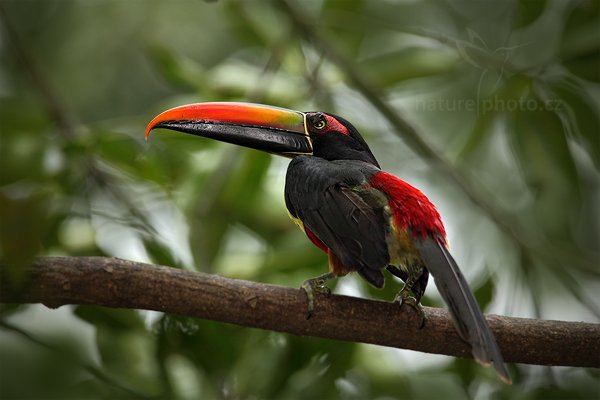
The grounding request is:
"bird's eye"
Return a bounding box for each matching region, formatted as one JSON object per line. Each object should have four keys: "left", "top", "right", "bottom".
{"left": 314, "top": 119, "right": 326, "bottom": 130}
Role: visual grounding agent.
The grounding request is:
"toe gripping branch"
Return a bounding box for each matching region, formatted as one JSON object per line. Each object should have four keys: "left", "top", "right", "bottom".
{"left": 388, "top": 265, "right": 426, "bottom": 328}
{"left": 300, "top": 267, "right": 426, "bottom": 327}
{"left": 394, "top": 286, "right": 426, "bottom": 328}
{"left": 301, "top": 272, "right": 335, "bottom": 319}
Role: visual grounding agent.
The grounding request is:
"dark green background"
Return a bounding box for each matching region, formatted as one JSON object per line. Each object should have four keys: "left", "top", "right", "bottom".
{"left": 1, "top": 0, "right": 599, "bottom": 399}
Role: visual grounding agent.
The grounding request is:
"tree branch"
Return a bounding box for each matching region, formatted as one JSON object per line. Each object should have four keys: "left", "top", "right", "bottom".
{"left": 1, "top": 257, "right": 598, "bottom": 369}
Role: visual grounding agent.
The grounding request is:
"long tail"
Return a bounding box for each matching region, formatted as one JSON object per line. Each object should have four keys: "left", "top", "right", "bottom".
{"left": 415, "top": 236, "right": 511, "bottom": 384}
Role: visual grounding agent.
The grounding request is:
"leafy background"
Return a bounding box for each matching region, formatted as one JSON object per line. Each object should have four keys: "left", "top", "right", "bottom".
{"left": 1, "top": 0, "right": 599, "bottom": 399}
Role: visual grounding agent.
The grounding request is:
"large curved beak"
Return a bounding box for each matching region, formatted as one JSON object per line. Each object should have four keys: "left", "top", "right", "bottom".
{"left": 146, "top": 102, "right": 312, "bottom": 156}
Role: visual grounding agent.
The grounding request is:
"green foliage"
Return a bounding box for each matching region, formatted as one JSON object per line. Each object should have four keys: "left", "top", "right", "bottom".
{"left": 1, "top": 0, "right": 598, "bottom": 399}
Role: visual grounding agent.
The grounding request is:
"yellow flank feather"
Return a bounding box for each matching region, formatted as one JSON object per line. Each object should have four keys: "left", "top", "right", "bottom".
{"left": 386, "top": 213, "right": 421, "bottom": 269}
{"left": 287, "top": 209, "right": 306, "bottom": 233}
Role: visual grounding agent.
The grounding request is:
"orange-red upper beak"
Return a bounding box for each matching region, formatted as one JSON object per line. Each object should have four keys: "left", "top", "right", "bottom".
{"left": 146, "top": 102, "right": 313, "bottom": 156}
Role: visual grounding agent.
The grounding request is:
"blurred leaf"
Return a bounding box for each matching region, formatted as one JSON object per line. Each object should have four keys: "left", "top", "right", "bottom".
{"left": 451, "top": 356, "right": 478, "bottom": 387}
{"left": 560, "top": 0, "right": 600, "bottom": 82}
{"left": 509, "top": 93, "right": 580, "bottom": 237}
{"left": 360, "top": 47, "right": 459, "bottom": 87}
{"left": 225, "top": 1, "right": 267, "bottom": 48}
{"left": 143, "top": 238, "right": 181, "bottom": 268}
{"left": 94, "top": 130, "right": 169, "bottom": 186}
{"left": 208, "top": 58, "right": 304, "bottom": 104}
{"left": 220, "top": 150, "right": 272, "bottom": 213}
{"left": 563, "top": 48, "right": 600, "bottom": 83}
{"left": 79, "top": 310, "right": 161, "bottom": 396}
{"left": 74, "top": 306, "right": 146, "bottom": 332}
{"left": 457, "top": 104, "right": 498, "bottom": 161}
{"left": 527, "top": 369, "right": 600, "bottom": 400}
{"left": 545, "top": 78, "right": 600, "bottom": 168}
{"left": 156, "top": 315, "right": 242, "bottom": 375}
{"left": 0, "top": 337, "right": 92, "bottom": 399}
{"left": 473, "top": 274, "right": 494, "bottom": 311}
{"left": 147, "top": 44, "right": 207, "bottom": 91}
{"left": 0, "top": 101, "right": 49, "bottom": 186}
{"left": 322, "top": 0, "right": 368, "bottom": 58}
{"left": 508, "top": 1, "right": 568, "bottom": 69}
{"left": 232, "top": 0, "right": 290, "bottom": 48}
{"left": 515, "top": 0, "right": 548, "bottom": 29}
{"left": 0, "top": 189, "right": 50, "bottom": 283}
{"left": 274, "top": 336, "right": 356, "bottom": 399}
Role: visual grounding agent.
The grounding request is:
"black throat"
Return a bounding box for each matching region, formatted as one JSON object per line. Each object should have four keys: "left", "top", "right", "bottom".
{"left": 311, "top": 115, "right": 380, "bottom": 168}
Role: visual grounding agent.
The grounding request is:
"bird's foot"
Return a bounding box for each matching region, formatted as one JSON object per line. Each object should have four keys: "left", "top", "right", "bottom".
{"left": 301, "top": 272, "right": 335, "bottom": 319}
{"left": 394, "top": 289, "right": 426, "bottom": 328}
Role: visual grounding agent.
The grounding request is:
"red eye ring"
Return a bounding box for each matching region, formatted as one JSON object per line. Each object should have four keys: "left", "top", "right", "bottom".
{"left": 306, "top": 112, "right": 348, "bottom": 135}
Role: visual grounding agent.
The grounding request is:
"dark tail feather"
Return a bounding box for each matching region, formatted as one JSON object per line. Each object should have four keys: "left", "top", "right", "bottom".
{"left": 415, "top": 236, "right": 511, "bottom": 384}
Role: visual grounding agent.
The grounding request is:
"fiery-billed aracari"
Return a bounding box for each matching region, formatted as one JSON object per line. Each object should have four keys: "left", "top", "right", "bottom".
{"left": 146, "top": 102, "right": 511, "bottom": 383}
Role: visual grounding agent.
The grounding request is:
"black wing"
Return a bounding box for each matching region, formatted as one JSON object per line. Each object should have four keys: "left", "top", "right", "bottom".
{"left": 414, "top": 236, "right": 511, "bottom": 383}
{"left": 285, "top": 157, "right": 390, "bottom": 288}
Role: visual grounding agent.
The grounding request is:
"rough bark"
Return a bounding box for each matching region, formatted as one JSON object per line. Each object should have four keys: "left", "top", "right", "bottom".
{"left": 1, "top": 256, "right": 599, "bottom": 368}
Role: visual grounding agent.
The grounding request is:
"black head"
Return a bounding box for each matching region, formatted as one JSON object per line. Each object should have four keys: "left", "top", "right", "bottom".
{"left": 305, "top": 112, "right": 380, "bottom": 168}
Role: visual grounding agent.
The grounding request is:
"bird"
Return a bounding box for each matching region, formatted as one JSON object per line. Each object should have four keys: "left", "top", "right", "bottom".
{"left": 146, "top": 101, "right": 511, "bottom": 383}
